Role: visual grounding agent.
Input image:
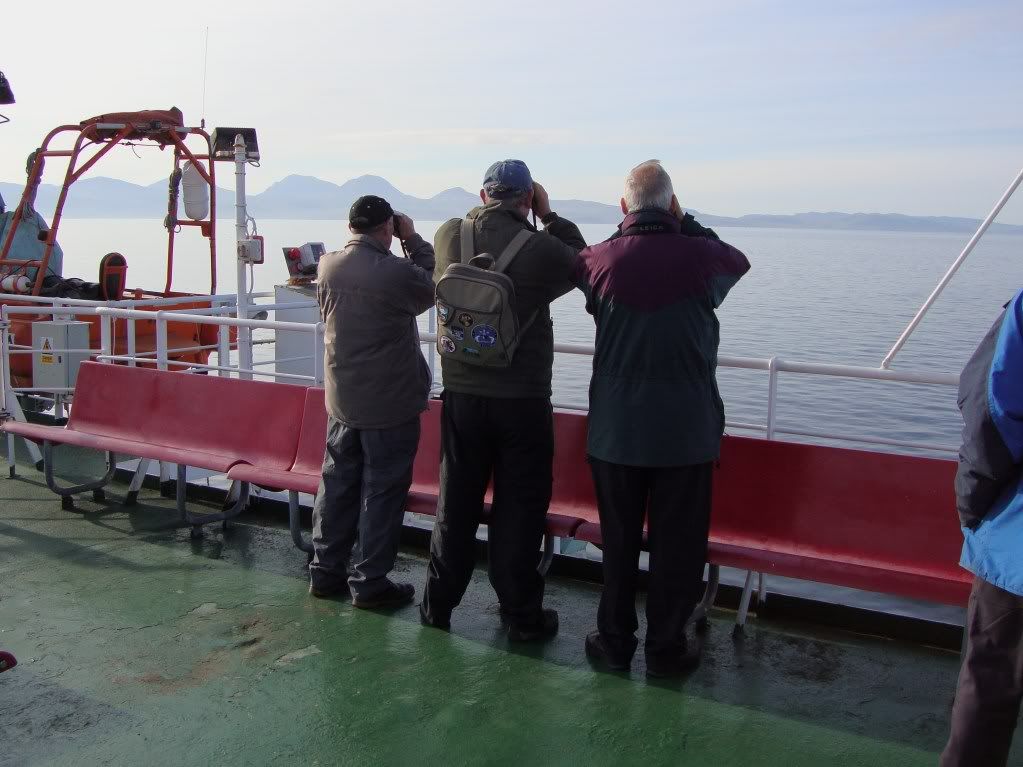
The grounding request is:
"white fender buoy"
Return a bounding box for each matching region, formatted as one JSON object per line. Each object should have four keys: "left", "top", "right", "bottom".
{"left": 0, "top": 274, "right": 30, "bottom": 293}
{"left": 182, "top": 161, "right": 209, "bottom": 221}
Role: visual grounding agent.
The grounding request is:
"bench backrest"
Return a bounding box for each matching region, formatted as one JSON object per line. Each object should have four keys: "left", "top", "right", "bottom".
{"left": 551, "top": 410, "right": 599, "bottom": 518}
{"left": 69, "top": 362, "right": 306, "bottom": 471}
{"left": 411, "top": 400, "right": 444, "bottom": 497}
{"left": 291, "top": 388, "right": 329, "bottom": 475}
{"left": 712, "top": 435, "right": 969, "bottom": 600}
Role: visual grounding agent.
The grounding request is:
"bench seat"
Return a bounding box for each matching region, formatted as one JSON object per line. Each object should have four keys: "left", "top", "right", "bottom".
{"left": 4, "top": 421, "right": 245, "bottom": 473}
{"left": 3, "top": 362, "right": 307, "bottom": 531}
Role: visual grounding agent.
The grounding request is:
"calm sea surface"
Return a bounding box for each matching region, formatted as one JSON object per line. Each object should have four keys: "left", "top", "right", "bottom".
{"left": 52, "top": 218, "right": 1023, "bottom": 456}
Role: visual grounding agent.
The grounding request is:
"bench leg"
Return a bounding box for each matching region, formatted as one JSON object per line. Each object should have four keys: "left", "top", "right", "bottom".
{"left": 124, "top": 459, "right": 151, "bottom": 506}
{"left": 538, "top": 534, "right": 559, "bottom": 576}
{"left": 734, "top": 570, "right": 757, "bottom": 638}
{"left": 689, "top": 564, "right": 720, "bottom": 633}
{"left": 43, "top": 442, "right": 117, "bottom": 510}
{"left": 758, "top": 572, "right": 767, "bottom": 607}
{"left": 6, "top": 433, "right": 13, "bottom": 478}
{"left": 288, "top": 491, "right": 313, "bottom": 554}
{"left": 180, "top": 474, "right": 250, "bottom": 537}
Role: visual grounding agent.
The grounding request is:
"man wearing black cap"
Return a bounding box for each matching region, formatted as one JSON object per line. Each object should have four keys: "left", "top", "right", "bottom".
{"left": 309, "top": 195, "right": 435, "bottom": 609}
{"left": 421, "top": 160, "right": 585, "bottom": 640}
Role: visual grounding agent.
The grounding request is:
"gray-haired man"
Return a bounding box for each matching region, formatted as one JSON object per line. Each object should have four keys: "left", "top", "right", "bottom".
{"left": 309, "top": 195, "right": 435, "bottom": 609}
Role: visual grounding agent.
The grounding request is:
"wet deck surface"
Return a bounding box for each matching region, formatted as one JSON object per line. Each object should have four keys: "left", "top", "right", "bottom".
{"left": 0, "top": 444, "right": 1010, "bottom": 766}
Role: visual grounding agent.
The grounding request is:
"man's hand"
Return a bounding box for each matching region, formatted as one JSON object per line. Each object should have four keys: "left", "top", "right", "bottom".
{"left": 394, "top": 213, "right": 416, "bottom": 241}
{"left": 531, "top": 182, "right": 552, "bottom": 219}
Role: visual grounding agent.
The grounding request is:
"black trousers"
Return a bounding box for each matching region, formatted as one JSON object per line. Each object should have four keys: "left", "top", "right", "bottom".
{"left": 589, "top": 457, "right": 713, "bottom": 660}
{"left": 942, "top": 576, "right": 1023, "bottom": 767}
{"left": 422, "top": 392, "right": 554, "bottom": 626}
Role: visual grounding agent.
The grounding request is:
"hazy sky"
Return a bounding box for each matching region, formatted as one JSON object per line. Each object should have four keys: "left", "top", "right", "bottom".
{"left": 3, "top": 0, "right": 1022, "bottom": 222}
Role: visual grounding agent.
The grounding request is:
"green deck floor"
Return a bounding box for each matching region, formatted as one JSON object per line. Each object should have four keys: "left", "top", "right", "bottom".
{"left": 0, "top": 442, "right": 1012, "bottom": 766}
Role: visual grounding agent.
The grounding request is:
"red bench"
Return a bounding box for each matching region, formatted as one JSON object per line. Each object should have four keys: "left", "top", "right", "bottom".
{"left": 1, "top": 361, "right": 307, "bottom": 535}
{"left": 228, "top": 387, "right": 330, "bottom": 553}
{"left": 574, "top": 430, "right": 970, "bottom": 628}
{"left": 230, "top": 394, "right": 582, "bottom": 572}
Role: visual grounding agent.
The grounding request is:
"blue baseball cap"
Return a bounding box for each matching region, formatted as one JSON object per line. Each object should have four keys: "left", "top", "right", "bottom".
{"left": 482, "top": 159, "right": 533, "bottom": 199}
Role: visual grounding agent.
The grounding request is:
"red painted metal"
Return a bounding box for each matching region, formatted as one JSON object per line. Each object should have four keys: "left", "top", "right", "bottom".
{"left": 6, "top": 370, "right": 968, "bottom": 607}
{"left": 710, "top": 435, "right": 969, "bottom": 605}
{"left": 228, "top": 387, "right": 330, "bottom": 494}
{"left": 0, "top": 110, "right": 217, "bottom": 296}
{"left": 3, "top": 363, "right": 305, "bottom": 474}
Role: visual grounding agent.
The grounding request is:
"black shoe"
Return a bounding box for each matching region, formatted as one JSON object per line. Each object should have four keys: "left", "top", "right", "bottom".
{"left": 419, "top": 603, "right": 451, "bottom": 631}
{"left": 645, "top": 645, "right": 701, "bottom": 679}
{"left": 585, "top": 631, "right": 632, "bottom": 672}
{"left": 352, "top": 582, "right": 415, "bottom": 610}
{"left": 507, "top": 608, "right": 559, "bottom": 643}
{"left": 308, "top": 580, "right": 350, "bottom": 600}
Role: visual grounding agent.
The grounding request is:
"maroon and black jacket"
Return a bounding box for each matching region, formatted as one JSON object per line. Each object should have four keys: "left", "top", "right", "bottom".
{"left": 575, "top": 209, "right": 750, "bottom": 467}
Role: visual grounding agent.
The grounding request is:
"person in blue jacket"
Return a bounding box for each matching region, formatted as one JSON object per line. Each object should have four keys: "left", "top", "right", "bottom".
{"left": 942, "top": 288, "right": 1023, "bottom": 767}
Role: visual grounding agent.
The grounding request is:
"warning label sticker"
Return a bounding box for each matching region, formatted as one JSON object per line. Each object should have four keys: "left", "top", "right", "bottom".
{"left": 40, "top": 337, "right": 54, "bottom": 365}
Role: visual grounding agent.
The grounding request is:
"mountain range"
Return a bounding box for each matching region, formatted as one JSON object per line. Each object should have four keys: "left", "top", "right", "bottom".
{"left": 2, "top": 174, "right": 1021, "bottom": 235}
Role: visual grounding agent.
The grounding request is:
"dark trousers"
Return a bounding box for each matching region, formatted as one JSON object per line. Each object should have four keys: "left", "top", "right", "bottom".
{"left": 589, "top": 457, "right": 713, "bottom": 660}
{"left": 942, "top": 576, "right": 1023, "bottom": 767}
{"left": 422, "top": 392, "right": 554, "bottom": 626}
{"left": 309, "top": 416, "right": 420, "bottom": 600}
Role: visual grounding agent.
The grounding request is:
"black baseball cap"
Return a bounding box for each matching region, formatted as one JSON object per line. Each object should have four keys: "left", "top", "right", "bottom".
{"left": 349, "top": 195, "right": 394, "bottom": 231}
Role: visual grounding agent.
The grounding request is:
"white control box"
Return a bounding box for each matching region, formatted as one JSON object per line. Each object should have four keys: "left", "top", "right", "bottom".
{"left": 274, "top": 283, "right": 320, "bottom": 383}
{"left": 32, "top": 321, "right": 91, "bottom": 391}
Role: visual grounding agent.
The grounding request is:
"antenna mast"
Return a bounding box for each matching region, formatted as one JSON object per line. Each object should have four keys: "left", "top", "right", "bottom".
{"left": 200, "top": 27, "right": 210, "bottom": 129}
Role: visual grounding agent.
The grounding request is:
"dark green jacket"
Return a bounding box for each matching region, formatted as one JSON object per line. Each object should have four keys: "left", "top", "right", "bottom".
{"left": 577, "top": 209, "right": 750, "bottom": 466}
{"left": 434, "top": 201, "right": 584, "bottom": 399}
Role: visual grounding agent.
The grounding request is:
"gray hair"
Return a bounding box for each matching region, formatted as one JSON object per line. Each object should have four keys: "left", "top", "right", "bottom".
{"left": 623, "top": 160, "right": 674, "bottom": 213}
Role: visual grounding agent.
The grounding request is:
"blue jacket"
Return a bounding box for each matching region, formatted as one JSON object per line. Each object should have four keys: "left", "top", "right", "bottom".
{"left": 958, "top": 288, "right": 1023, "bottom": 595}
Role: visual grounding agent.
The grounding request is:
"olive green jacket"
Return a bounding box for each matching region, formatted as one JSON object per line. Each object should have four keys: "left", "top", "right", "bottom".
{"left": 433, "top": 200, "right": 584, "bottom": 399}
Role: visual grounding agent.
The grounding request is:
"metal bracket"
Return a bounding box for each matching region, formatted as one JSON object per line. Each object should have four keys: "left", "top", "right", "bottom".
{"left": 689, "top": 564, "right": 721, "bottom": 632}
{"left": 43, "top": 443, "right": 117, "bottom": 509}
{"left": 178, "top": 468, "right": 249, "bottom": 537}
{"left": 288, "top": 490, "right": 313, "bottom": 553}
{"left": 538, "top": 534, "right": 559, "bottom": 576}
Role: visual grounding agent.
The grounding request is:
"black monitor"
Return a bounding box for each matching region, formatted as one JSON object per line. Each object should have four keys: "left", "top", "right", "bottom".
{"left": 210, "top": 127, "right": 259, "bottom": 161}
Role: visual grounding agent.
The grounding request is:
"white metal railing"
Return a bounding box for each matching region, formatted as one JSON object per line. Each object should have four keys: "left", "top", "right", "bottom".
{"left": 1, "top": 293, "right": 962, "bottom": 457}
{"left": 414, "top": 332, "right": 961, "bottom": 455}
{"left": 91, "top": 308, "right": 326, "bottom": 384}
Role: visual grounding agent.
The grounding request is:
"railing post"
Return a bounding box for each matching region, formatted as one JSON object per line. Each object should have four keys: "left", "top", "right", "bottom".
{"left": 234, "top": 134, "right": 254, "bottom": 381}
{"left": 99, "top": 314, "right": 113, "bottom": 363}
{"left": 127, "top": 317, "right": 137, "bottom": 367}
{"left": 765, "top": 356, "right": 781, "bottom": 441}
{"left": 217, "top": 304, "right": 231, "bottom": 378}
{"left": 313, "top": 323, "right": 324, "bottom": 386}
{"left": 427, "top": 305, "right": 437, "bottom": 384}
{"left": 155, "top": 312, "right": 168, "bottom": 371}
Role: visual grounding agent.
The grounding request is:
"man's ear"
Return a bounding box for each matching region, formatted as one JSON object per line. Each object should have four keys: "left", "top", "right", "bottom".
{"left": 479, "top": 190, "right": 487, "bottom": 204}
{"left": 620, "top": 197, "right": 629, "bottom": 215}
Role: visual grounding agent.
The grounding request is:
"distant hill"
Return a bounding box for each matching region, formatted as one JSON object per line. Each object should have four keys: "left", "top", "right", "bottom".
{"left": 3, "top": 174, "right": 1022, "bottom": 235}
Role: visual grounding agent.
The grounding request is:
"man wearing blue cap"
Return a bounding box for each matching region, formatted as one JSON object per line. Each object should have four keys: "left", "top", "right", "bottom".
{"left": 421, "top": 160, "right": 585, "bottom": 640}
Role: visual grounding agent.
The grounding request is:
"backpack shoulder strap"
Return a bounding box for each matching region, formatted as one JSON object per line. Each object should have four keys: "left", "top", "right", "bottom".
{"left": 493, "top": 229, "right": 534, "bottom": 274}
{"left": 460, "top": 219, "right": 475, "bottom": 264}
